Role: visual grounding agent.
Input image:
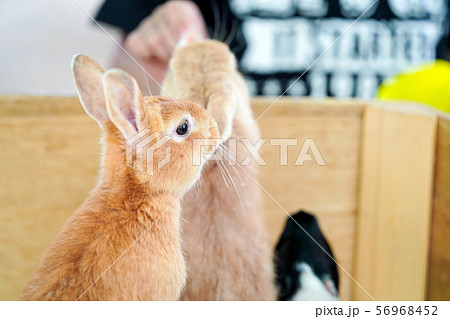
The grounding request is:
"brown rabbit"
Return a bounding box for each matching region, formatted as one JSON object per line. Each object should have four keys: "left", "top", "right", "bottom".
{"left": 162, "top": 40, "right": 275, "bottom": 300}
{"left": 20, "top": 55, "right": 220, "bottom": 300}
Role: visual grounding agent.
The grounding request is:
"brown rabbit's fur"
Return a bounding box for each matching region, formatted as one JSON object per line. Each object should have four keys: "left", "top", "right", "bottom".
{"left": 162, "top": 40, "right": 275, "bottom": 300}
{"left": 20, "top": 55, "right": 219, "bottom": 300}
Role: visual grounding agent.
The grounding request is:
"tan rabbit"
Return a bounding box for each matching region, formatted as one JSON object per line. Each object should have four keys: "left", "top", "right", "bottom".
{"left": 20, "top": 55, "right": 220, "bottom": 301}
{"left": 162, "top": 40, "right": 275, "bottom": 300}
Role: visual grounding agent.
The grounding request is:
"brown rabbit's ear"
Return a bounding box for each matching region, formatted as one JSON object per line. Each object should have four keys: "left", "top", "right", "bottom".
{"left": 72, "top": 54, "right": 109, "bottom": 128}
{"left": 207, "top": 92, "right": 237, "bottom": 141}
{"left": 102, "top": 69, "right": 144, "bottom": 140}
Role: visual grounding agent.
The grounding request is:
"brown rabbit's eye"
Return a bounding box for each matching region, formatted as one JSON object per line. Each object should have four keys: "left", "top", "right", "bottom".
{"left": 176, "top": 120, "right": 189, "bottom": 136}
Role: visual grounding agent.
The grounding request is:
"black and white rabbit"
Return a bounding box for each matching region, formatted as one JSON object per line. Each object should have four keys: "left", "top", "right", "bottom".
{"left": 275, "top": 211, "right": 339, "bottom": 301}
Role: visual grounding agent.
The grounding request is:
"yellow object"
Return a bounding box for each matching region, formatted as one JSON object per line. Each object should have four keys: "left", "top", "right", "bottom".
{"left": 377, "top": 60, "right": 450, "bottom": 112}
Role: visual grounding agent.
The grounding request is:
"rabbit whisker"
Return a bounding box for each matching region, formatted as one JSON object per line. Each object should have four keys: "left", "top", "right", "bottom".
{"left": 220, "top": 142, "right": 250, "bottom": 167}
{"left": 215, "top": 158, "right": 230, "bottom": 188}
{"left": 216, "top": 154, "right": 245, "bottom": 210}
{"left": 218, "top": 158, "right": 234, "bottom": 188}
{"left": 216, "top": 147, "right": 245, "bottom": 187}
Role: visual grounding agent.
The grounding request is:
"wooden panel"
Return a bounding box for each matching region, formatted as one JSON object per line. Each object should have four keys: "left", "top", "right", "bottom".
{"left": 353, "top": 103, "right": 437, "bottom": 300}
{"left": 0, "top": 96, "right": 364, "bottom": 300}
{"left": 428, "top": 116, "right": 450, "bottom": 300}
{"left": 0, "top": 96, "right": 444, "bottom": 301}
{"left": 253, "top": 98, "right": 364, "bottom": 301}
{"left": 0, "top": 96, "right": 101, "bottom": 300}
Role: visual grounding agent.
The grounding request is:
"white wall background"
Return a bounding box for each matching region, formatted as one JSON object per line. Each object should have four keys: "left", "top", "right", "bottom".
{"left": 0, "top": 0, "right": 121, "bottom": 95}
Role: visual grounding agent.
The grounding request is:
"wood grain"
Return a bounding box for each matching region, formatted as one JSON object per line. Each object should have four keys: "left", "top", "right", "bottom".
{"left": 353, "top": 104, "right": 437, "bottom": 300}
{"left": 0, "top": 96, "right": 101, "bottom": 300}
{"left": 428, "top": 116, "right": 450, "bottom": 300}
{"left": 0, "top": 95, "right": 447, "bottom": 301}
{"left": 253, "top": 98, "right": 363, "bottom": 301}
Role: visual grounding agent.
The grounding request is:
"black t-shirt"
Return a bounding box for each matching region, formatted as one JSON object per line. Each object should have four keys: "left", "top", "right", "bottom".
{"left": 96, "top": 0, "right": 450, "bottom": 98}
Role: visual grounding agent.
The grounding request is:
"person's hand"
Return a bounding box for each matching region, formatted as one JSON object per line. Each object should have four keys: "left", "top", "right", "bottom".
{"left": 125, "top": 1, "right": 208, "bottom": 62}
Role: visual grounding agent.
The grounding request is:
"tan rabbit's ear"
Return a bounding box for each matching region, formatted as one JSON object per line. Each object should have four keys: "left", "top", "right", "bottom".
{"left": 72, "top": 55, "right": 109, "bottom": 128}
{"left": 207, "top": 92, "right": 237, "bottom": 141}
{"left": 102, "top": 69, "right": 144, "bottom": 140}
